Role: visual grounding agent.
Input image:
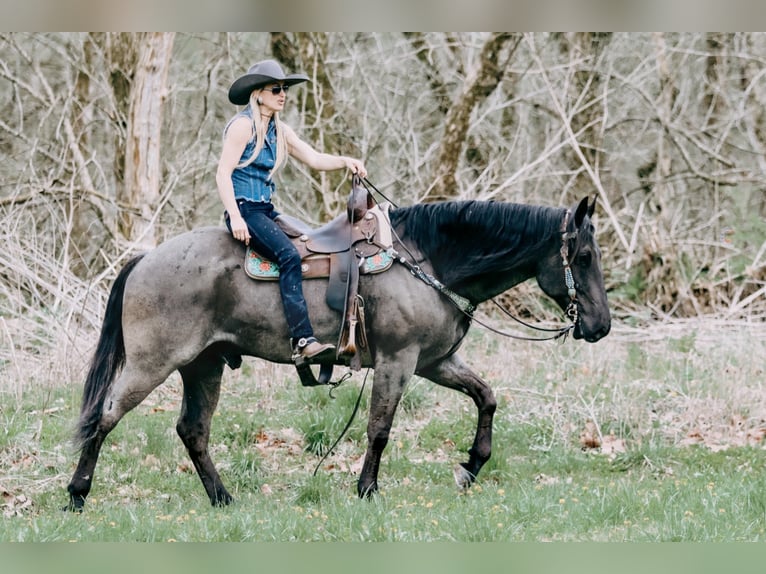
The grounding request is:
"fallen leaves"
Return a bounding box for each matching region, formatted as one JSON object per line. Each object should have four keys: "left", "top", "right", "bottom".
{"left": 679, "top": 421, "right": 766, "bottom": 452}
{"left": 254, "top": 428, "right": 304, "bottom": 459}
{"left": 578, "top": 412, "right": 766, "bottom": 458}
{"left": 579, "top": 420, "right": 601, "bottom": 449}
{"left": 601, "top": 435, "right": 628, "bottom": 456}
{"left": 142, "top": 454, "right": 161, "bottom": 470}
{"left": 2, "top": 485, "right": 33, "bottom": 518}
{"left": 578, "top": 420, "right": 627, "bottom": 458}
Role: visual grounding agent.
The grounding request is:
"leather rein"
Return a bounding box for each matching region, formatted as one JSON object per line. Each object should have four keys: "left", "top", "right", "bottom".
{"left": 362, "top": 178, "right": 579, "bottom": 343}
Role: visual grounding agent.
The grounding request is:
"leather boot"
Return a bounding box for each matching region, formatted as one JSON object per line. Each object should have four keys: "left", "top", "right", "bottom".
{"left": 292, "top": 337, "right": 335, "bottom": 361}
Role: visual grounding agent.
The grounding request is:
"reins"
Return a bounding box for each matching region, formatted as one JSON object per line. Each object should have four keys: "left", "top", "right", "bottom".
{"left": 360, "top": 177, "right": 579, "bottom": 342}
{"left": 312, "top": 368, "right": 370, "bottom": 477}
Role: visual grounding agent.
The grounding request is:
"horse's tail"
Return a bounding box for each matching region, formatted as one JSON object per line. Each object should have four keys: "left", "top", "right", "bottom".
{"left": 75, "top": 254, "right": 145, "bottom": 450}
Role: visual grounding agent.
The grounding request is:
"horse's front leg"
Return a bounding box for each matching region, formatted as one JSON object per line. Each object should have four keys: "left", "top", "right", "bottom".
{"left": 357, "top": 353, "right": 417, "bottom": 498}
{"left": 417, "top": 353, "right": 497, "bottom": 489}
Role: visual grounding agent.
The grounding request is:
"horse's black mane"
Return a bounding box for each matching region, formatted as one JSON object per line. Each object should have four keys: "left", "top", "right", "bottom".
{"left": 390, "top": 200, "right": 568, "bottom": 288}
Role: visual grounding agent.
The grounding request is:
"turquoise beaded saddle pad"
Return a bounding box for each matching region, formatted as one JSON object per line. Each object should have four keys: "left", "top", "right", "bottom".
{"left": 245, "top": 247, "right": 394, "bottom": 280}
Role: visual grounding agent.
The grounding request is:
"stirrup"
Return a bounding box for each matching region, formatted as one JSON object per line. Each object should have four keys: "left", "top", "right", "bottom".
{"left": 293, "top": 355, "right": 336, "bottom": 387}
{"left": 291, "top": 338, "right": 337, "bottom": 387}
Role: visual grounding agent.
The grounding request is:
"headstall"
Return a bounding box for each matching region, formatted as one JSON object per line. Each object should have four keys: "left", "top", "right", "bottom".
{"left": 559, "top": 209, "right": 579, "bottom": 326}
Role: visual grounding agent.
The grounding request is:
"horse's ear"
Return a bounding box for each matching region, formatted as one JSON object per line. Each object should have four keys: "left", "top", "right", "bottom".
{"left": 587, "top": 197, "right": 596, "bottom": 218}
{"left": 574, "top": 196, "right": 590, "bottom": 228}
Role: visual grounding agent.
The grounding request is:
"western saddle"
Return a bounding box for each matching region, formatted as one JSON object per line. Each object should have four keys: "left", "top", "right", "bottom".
{"left": 244, "top": 176, "right": 394, "bottom": 386}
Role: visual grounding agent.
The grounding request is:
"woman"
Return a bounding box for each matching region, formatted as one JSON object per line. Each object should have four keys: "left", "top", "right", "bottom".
{"left": 217, "top": 59, "right": 367, "bottom": 362}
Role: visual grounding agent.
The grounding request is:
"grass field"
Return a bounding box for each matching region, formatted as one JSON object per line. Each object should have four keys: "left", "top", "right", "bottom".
{"left": 2, "top": 318, "right": 765, "bottom": 542}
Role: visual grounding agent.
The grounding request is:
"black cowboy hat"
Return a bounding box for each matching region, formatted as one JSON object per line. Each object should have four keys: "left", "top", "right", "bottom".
{"left": 228, "top": 59, "right": 310, "bottom": 105}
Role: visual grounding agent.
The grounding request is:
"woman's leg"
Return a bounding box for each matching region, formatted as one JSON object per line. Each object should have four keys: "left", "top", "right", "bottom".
{"left": 234, "top": 202, "right": 334, "bottom": 359}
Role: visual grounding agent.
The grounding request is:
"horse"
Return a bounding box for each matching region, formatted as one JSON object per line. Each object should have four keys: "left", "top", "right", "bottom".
{"left": 65, "top": 195, "right": 610, "bottom": 510}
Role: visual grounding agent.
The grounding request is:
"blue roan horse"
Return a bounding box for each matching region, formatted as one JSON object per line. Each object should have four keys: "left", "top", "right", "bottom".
{"left": 65, "top": 196, "right": 610, "bottom": 510}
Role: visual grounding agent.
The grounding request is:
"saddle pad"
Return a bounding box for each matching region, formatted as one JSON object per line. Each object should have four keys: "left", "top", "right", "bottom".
{"left": 245, "top": 247, "right": 394, "bottom": 280}
{"left": 245, "top": 248, "right": 327, "bottom": 280}
{"left": 245, "top": 249, "right": 281, "bottom": 279}
{"left": 360, "top": 250, "right": 395, "bottom": 274}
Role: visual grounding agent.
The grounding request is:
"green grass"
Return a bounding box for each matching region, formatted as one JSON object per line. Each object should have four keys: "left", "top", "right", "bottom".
{"left": 2, "top": 321, "right": 766, "bottom": 541}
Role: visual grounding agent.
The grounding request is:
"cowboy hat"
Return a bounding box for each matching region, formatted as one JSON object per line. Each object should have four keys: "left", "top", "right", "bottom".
{"left": 228, "top": 59, "right": 309, "bottom": 105}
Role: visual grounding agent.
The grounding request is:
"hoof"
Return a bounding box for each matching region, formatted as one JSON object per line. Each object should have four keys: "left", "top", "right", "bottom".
{"left": 357, "top": 482, "right": 378, "bottom": 499}
{"left": 453, "top": 464, "right": 476, "bottom": 490}
{"left": 211, "top": 493, "right": 234, "bottom": 507}
{"left": 63, "top": 495, "right": 85, "bottom": 513}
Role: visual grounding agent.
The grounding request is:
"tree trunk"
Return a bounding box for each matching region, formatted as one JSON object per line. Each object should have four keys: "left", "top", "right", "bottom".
{"left": 426, "top": 33, "right": 519, "bottom": 202}
{"left": 68, "top": 35, "right": 101, "bottom": 276}
{"left": 740, "top": 33, "right": 766, "bottom": 217}
{"left": 648, "top": 32, "right": 678, "bottom": 216}
{"left": 556, "top": 32, "right": 613, "bottom": 200}
{"left": 119, "top": 32, "right": 175, "bottom": 247}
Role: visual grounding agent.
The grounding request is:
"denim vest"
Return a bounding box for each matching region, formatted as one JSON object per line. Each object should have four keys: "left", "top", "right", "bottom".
{"left": 227, "top": 106, "right": 277, "bottom": 203}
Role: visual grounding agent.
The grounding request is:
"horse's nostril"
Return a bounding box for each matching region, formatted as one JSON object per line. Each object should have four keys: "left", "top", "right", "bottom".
{"left": 595, "top": 324, "right": 611, "bottom": 341}
{"left": 584, "top": 323, "right": 611, "bottom": 343}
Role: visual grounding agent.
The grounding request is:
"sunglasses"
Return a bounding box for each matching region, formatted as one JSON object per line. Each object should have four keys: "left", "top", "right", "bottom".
{"left": 265, "top": 84, "right": 290, "bottom": 95}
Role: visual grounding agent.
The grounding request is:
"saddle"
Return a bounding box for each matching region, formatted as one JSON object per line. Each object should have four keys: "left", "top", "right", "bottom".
{"left": 244, "top": 176, "right": 394, "bottom": 384}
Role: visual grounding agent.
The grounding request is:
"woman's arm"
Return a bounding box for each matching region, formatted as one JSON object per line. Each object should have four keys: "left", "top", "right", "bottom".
{"left": 283, "top": 122, "right": 367, "bottom": 177}
{"left": 216, "top": 117, "right": 252, "bottom": 244}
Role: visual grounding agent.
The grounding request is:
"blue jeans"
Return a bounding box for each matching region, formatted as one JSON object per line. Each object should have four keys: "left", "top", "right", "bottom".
{"left": 226, "top": 200, "right": 314, "bottom": 341}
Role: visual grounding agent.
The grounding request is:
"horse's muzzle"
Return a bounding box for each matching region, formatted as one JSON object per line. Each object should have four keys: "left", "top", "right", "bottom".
{"left": 575, "top": 321, "right": 611, "bottom": 343}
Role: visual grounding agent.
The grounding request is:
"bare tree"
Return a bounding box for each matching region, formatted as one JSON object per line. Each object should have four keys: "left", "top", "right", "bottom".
{"left": 403, "top": 32, "right": 453, "bottom": 115}
{"left": 554, "top": 33, "right": 613, "bottom": 200}
{"left": 426, "top": 33, "right": 520, "bottom": 202}
{"left": 117, "top": 32, "right": 175, "bottom": 247}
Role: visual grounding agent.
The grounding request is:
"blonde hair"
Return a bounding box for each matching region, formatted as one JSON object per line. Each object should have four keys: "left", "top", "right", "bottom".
{"left": 236, "top": 90, "right": 288, "bottom": 180}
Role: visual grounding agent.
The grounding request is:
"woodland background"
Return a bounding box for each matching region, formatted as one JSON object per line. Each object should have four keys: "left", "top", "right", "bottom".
{"left": 1, "top": 32, "right": 765, "bottom": 390}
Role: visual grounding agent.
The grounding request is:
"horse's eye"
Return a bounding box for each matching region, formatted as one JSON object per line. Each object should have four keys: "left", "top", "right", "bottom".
{"left": 577, "top": 251, "right": 592, "bottom": 266}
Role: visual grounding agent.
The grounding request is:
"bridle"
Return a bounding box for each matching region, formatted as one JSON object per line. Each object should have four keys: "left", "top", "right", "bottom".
{"left": 479, "top": 208, "right": 579, "bottom": 342}
{"left": 560, "top": 209, "right": 580, "bottom": 327}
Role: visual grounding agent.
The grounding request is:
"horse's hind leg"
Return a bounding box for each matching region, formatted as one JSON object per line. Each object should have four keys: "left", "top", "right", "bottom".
{"left": 417, "top": 353, "right": 497, "bottom": 490}
{"left": 176, "top": 350, "right": 232, "bottom": 506}
{"left": 67, "top": 428, "right": 108, "bottom": 511}
{"left": 66, "top": 366, "right": 170, "bottom": 511}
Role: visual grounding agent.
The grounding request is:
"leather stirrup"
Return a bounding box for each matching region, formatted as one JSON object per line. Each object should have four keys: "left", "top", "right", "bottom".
{"left": 294, "top": 355, "right": 335, "bottom": 387}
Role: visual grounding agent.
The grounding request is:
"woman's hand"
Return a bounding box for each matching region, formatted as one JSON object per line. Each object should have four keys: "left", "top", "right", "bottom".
{"left": 229, "top": 214, "right": 251, "bottom": 245}
{"left": 344, "top": 157, "right": 367, "bottom": 178}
